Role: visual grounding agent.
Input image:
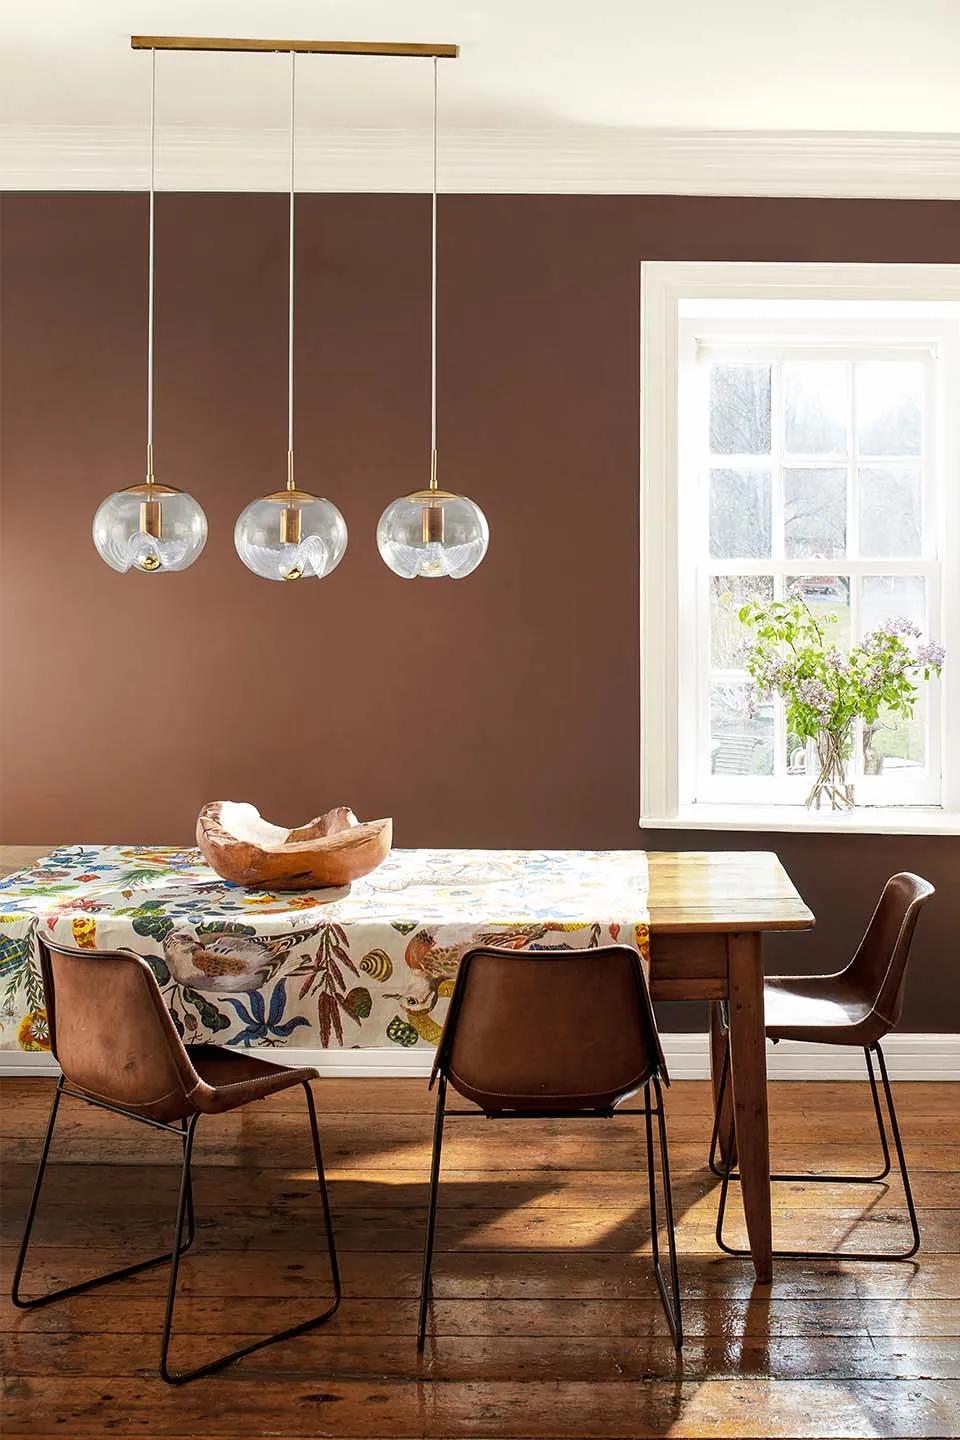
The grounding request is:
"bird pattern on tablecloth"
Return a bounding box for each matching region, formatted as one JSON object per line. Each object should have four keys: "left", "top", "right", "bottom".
{"left": 162, "top": 927, "right": 325, "bottom": 993}
{"left": 386, "top": 921, "right": 599, "bottom": 1015}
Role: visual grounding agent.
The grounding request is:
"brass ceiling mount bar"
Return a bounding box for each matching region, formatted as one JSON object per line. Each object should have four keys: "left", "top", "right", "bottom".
{"left": 131, "top": 36, "right": 459, "bottom": 58}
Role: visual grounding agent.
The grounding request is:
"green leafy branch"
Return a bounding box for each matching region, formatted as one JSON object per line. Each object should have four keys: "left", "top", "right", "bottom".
{"left": 737, "top": 588, "right": 944, "bottom": 746}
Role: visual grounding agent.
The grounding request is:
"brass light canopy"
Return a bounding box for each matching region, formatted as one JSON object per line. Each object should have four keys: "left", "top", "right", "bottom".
{"left": 131, "top": 36, "right": 459, "bottom": 58}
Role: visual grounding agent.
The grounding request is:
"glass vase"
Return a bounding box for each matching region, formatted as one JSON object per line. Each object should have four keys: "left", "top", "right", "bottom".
{"left": 805, "top": 726, "right": 855, "bottom": 811}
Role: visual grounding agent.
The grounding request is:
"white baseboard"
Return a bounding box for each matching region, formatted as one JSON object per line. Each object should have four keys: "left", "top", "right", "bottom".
{"left": 3, "top": 1033, "right": 957, "bottom": 1081}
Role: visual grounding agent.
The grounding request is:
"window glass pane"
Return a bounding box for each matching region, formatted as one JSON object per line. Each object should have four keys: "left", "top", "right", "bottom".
{"left": 784, "top": 361, "right": 848, "bottom": 454}
{"left": 709, "top": 469, "right": 771, "bottom": 558}
{"left": 710, "top": 576, "right": 774, "bottom": 668}
{"left": 860, "top": 577, "right": 928, "bottom": 773}
{"left": 860, "top": 575, "right": 926, "bottom": 635}
{"left": 709, "top": 364, "right": 771, "bottom": 454}
{"left": 863, "top": 694, "right": 926, "bottom": 776}
{"left": 855, "top": 361, "right": 923, "bottom": 456}
{"left": 710, "top": 684, "right": 774, "bottom": 776}
{"left": 784, "top": 467, "right": 847, "bottom": 559}
{"left": 859, "top": 464, "right": 921, "bottom": 557}
{"left": 787, "top": 575, "right": 852, "bottom": 651}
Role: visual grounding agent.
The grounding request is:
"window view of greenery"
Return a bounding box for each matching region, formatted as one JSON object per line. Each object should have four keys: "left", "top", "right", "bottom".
{"left": 705, "top": 355, "right": 928, "bottom": 786}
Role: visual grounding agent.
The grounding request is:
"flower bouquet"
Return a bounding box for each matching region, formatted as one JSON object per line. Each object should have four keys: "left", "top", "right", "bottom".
{"left": 738, "top": 585, "right": 944, "bottom": 811}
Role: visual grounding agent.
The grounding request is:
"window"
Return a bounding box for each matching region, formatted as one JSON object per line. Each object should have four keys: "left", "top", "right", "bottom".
{"left": 640, "top": 264, "right": 960, "bottom": 832}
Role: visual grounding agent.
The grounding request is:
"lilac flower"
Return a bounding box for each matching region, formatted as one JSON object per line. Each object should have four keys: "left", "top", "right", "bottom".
{"left": 915, "top": 641, "right": 946, "bottom": 669}
{"left": 765, "top": 658, "right": 794, "bottom": 691}
{"left": 796, "top": 678, "right": 833, "bottom": 723}
{"left": 824, "top": 647, "right": 851, "bottom": 677}
{"left": 886, "top": 616, "right": 922, "bottom": 639}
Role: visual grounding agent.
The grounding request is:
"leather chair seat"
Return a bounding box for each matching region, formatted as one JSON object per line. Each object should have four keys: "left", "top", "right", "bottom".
{"left": 764, "top": 974, "right": 877, "bottom": 1046}
{"left": 185, "top": 1046, "right": 319, "bottom": 1114}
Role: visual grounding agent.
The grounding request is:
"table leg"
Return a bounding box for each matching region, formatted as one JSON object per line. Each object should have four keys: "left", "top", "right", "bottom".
{"left": 710, "top": 1001, "right": 736, "bottom": 1168}
{"left": 726, "top": 932, "right": 772, "bottom": 1283}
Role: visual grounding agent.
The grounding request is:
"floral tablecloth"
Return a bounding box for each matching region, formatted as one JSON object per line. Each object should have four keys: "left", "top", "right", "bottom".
{"left": 0, "top": 846, "right": 650, "bottom": 1054}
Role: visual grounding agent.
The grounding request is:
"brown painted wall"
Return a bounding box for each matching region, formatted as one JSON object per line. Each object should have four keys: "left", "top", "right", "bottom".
{"left": 2, "top": 192, "right": 959, "bottom": 1031}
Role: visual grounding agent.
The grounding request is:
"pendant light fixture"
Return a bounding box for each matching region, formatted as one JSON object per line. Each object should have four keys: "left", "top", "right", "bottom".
{"left": 234, "top": 52, "right": 347, "bottom": 582}
{"left": 93, "top": 49, "right": 208, "bottom": 574}
{"left": 376, "top": 59, "right": 488, "bottom": 579}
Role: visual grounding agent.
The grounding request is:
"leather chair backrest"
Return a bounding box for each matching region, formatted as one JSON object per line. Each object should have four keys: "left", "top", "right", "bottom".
{"left": 846, "top": 872, "right": 935, "bottom": 1032}
{"left": 434, "top": 944, "right": 666, "bottom": 1113}
{"left": 39, "top": 938, "right": 202, "bottom": 1122}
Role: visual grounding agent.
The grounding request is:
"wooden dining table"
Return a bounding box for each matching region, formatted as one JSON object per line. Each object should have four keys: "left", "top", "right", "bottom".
{"left": 646, "top": 849, "right": 814, "bottom": 1283}
{"left": 0, "top": 843, "right": 812, "bottom": 1284}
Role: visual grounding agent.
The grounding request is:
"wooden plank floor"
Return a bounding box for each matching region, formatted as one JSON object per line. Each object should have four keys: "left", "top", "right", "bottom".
{"left": 2, "top": 1076, "right": 959, "bottom": 1438}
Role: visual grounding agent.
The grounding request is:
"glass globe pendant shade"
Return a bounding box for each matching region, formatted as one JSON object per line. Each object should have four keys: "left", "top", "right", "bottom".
{"left": 92, "top": 483, "right": 208, "bottom": 574}
{"left": 377, "top": 489, "right": 488, "bottom": 580}
{"left": 234, "top": 488, "right": 347, "bottom": 582}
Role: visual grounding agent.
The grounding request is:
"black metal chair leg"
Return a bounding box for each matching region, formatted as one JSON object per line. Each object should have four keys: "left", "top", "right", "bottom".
{"left": 865, "top": 1046, "right": 893, "bottom": 1182}
{"left": 417, "top": 1075, "right": 447, "bottom": 1352}
{"left": 645, "top": 1078, "right": 683, "bottom": 1350}
{"left": 178, "top": 1117, "right": 197, "bottom": 1253}
{"left": 715, "top": 1040, "right": 921, "bottom": 1262}
{"left": 10, "top": 1076, "right": 65, "bottom": 1308}
{"left": 158, "top": 1114, "right": 200, "bottom": 1384}
{"left": 303, "top": 1080, "right": 343, "bottom": 1303}
{"left": 11, "top": 1079, "right": 195, "bottom": 1311}
{"left": 644, "top": 1080, "right": 660, "bottom": 1264}
{"left": 160, "top": 1082, "right": 342, "bottom": 1385}
{"left": 874, "top": 1043, "right": 921, "bottom": 1259}
{"left": 714, "top": 1117, "right": 735, "bottom": 1256}
{"left": 708, "top": 1039, "right": 731, "bottom": 1179}
{"left": 417, "top": 1078, "right": 680, "bottom": 1354}
{"left": 653, "top": 1075, "right": 683, "bottom": 1349}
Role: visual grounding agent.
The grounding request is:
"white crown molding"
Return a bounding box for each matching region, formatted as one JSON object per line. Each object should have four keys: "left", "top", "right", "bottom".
{"left": 4, "top": 1033, "right": 958, "bottom": 1080}
{"left": 2, "top": 125, "right": 960, "bottom": 197}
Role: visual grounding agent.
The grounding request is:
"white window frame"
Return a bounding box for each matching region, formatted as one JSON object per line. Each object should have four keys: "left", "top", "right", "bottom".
{"left": 639, "top": 262, "right": 960, "bottom": 834}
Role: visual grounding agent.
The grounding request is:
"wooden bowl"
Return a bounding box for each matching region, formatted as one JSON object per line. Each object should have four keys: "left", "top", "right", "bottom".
{"left": 196, "top": 802, "right": 392, "bottom": 890}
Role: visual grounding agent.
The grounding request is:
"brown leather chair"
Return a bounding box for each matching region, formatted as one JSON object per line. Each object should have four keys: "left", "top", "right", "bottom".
{"left": 418, "top": 944, "right": 682, "bottom": 1350}
{"left": 709, "top": 872, "right": 934, "bottom": 1261}
{"left": 11, "top": 938, "right": 340, "bottom": 1383}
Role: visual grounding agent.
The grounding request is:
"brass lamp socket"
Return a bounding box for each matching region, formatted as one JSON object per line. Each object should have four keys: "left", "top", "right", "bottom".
{"left": 139, "top": 498, "right": 162, "bottom": 539}
{"left": 280, "top": 504, "right": 302, "bottom": 546}
{"left": 421, "top": 502, "right": 445, "bottom": 545}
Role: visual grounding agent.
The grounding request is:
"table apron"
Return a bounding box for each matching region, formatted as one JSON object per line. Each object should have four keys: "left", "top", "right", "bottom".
{"left": 649, "top": 932, "right": 728, "bottom": 1002}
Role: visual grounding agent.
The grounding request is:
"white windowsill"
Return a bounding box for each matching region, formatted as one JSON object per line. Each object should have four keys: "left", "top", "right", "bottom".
{"left": 639, "top": 805, "right": 960, "bottom": 836}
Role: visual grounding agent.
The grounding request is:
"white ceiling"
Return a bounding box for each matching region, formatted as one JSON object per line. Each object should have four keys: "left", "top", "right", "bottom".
{"left": 2, "top": 0, "right": 959, "bottom": 194}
